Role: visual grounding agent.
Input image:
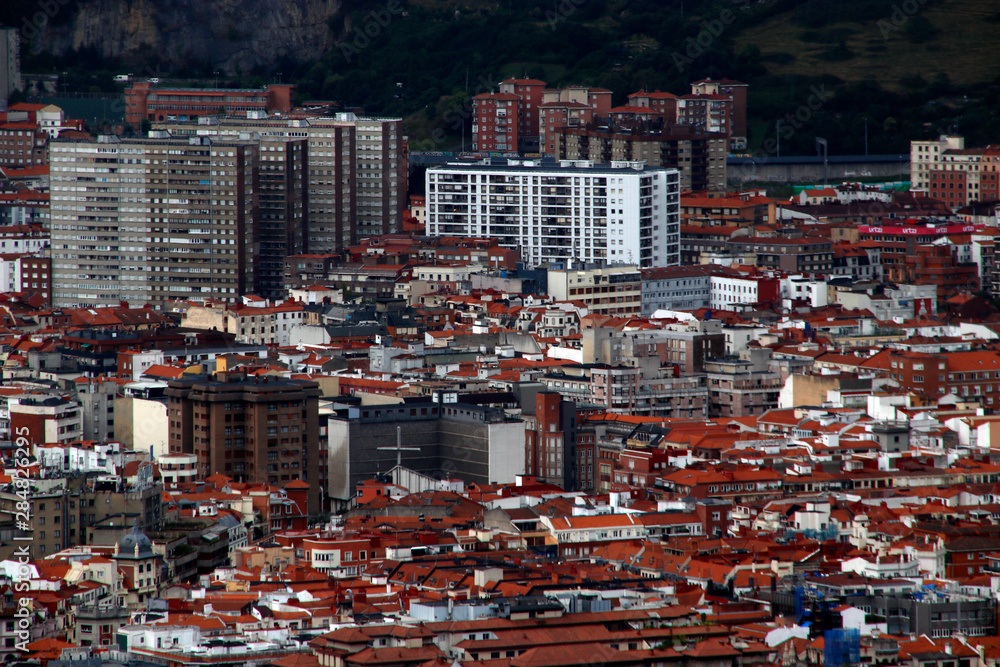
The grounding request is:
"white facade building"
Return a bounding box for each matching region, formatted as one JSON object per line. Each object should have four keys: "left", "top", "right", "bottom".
{"left": 0, "top": 231, "right": 48, "bottom": 254}
{"left": 782, "top": 276, "right": 828, "bottom": 309}
{"left": 426, "top": 160, "right": 680, "bottom": 269}
{"left": 709, "top": 274, "right": 779, "bottom": 311}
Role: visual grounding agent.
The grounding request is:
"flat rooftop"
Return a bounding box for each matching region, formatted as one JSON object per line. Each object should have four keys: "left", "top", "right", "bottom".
{"left": 431, "top": 160, "right": 677, "bottom": 176}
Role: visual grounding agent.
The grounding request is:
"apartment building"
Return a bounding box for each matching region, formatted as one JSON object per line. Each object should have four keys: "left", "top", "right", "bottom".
{"left": 539, "top": 86, "right": 613, "bottom": 155}
{"left": 677, "top": 94, "right": 732, "bottom": 138}
{"left": 705, "top": 355, "right": 782, "bottom": 418}
{"left": 879, "top": 350, "right": 1000, "bottom": 409}
{"left": 29, "top": 477, "right": 161, "bottom": 557}
{"left": 729, "top": 237, "right": 834, "bottom": 274}
{"left": 154, "top": 112, "right": 404, "bottom": 252}
{"left": 164, "top": 372, "right": 322, "bottom": 512}
{"left": 0, "top": 190, "right": 49, "bottom": 226}
{"left": 523, "top": 392, "right": 577, "bottom": 491}
{"left": 625, "top": 80, "right": 747, "bottom": 151}
{"left": 0, "top": 120, "right": 46, "bottom": 168}
{"left": 541, "top": 364, "right": 709, "bottom": 420}
{"left": 709, "top": 273, "right": 781, "bottom": 311}
{"left": 257, "top": 137, "right": 308, "bottom": 298}
{"left": 15, "top": 254, "right": 51, "bottom": 305}
{"left": 582, "top": 321, "right": 725, "bottom": 374}
{"left": 9, "top": 395, "right": 83, "bottom": 445}
{"left": 690, "top": 78, "right": 748, "bottom": 150}
{"left": 426, "top": 160, "right": 680, "bottom": 269}
{"left": 283, "top": 253, "right": 339, "bottom": 288}
{"left": 554, "top": 122, "right": 728, "bottom": 192}
{"left": 626, "top": 91, "right": 679, "bottom": 122}
{"left": 640, "top": 265, "right": 713, "bottom": 315}
{"left": 471, "top": 92, "right": 521, "bottom": 153}
{"left": 181, "top": 300, "right": 308, "bottom": 346}
{"left": 474, "top": 76, "right": 747, "bottom": 156}
{"left": 0, "top": 102, "right": 85, "bottom": 168}
{"left": 498, "top": 78, "right": 546, "bottom": 151}
{"left": 910, "top": 135, "right": 1000, "bottom": 209}
{"left": 884, "top": 243, "right": 980, "bottom": 303}
{"left": 547, "top": 264, "right": 642, "bottom": 317}
{"left": 353, "top": 115, "right": 405, "bottom": 241}
{"left": 0, "top": 252, "right": 51, "bottom": 303}
{"left": 680, "top": 193, "right": 775, "bottom": 228}
{"left": 473, "top": 80, "right": 627, "bottom": 156}
{"left": 49, "top": 136, "right": 258, "bottom": 307}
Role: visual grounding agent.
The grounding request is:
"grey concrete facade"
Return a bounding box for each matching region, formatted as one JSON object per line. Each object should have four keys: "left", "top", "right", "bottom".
{"left": 327, "top": 399, "right": 525, "bottom": 502}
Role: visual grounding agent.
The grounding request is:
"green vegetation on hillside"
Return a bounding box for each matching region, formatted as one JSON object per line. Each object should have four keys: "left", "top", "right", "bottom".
{"left": 7, "top": 0, "right": 1000, "bottom": 154}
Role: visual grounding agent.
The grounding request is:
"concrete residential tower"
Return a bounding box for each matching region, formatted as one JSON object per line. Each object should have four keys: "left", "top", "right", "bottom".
{"left": 50, "top": 136, "right": 257, "bottom": 307}
{"left": 154, "top": 112, "right": 405, "bottom": 253}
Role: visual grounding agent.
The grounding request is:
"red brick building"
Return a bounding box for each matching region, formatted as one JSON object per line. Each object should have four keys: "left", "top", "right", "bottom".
{"left": 629, "top": 80, "right": 748, "bottom": 151}
{"left": 878, "top": 349, "right": 1000, "bottom": 406}
{"left": 0, "top": 122, "right": 45, "bottom": 168}
{"left": 164, "top": 372, "right": 322, "bottom": 513}
{"left": 17, "top": 254, "right": 50, "bottom": 305}
{"left": 539, "top": 101, "right": 597, "bottom": 156}
{"left": 125, "top": 83, "right": 295, "bottom": 125}
{"left": 525, "top": 392, "right": 570, "bottom": 490}
{"left": 928, "top": 168, "right": 971, "bottom": 209}
{"left": 677, "top": 94, "right": 733, "bottom": 138}
{"left": 470, "top": 92, "right": 520, "bottom": 153}
{"left": 498, "top": 78, "right": 546, "bottom": 150}
{"left": 942, "top": 536, "right": 1000, "bottom": 578}
{"left": 981, "top": 146, "right": 1000, "bottom": 202}
{"left": 691, "top": 78, "right": 748, "bottom": 149}
{"left": 912, "top": 136, "right": 1000, "bottom": 208}
{"left": 469, "top": 81, "right": 612, "bottom": 156}
{"left": 613, "top": 448, "right": 672, "bottom": 489}
{"left": 884, "top": 243, "right": 979, "bottom": 302}
{"left": 626, "top": 91, "right": 679, "bottom": 121}
{"left": 0, "top": 103, "right": 87, "bottom": 168}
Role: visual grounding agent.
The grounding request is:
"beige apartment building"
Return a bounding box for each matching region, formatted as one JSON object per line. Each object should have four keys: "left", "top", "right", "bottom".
{"left": 50, "top": 136, "right": 258, "bottom": 307}
{"left": 547, "top": 264, "right": 643, "bottom": 317}
{"left": 154, "top": 112, "right": 405, "bottom": 253}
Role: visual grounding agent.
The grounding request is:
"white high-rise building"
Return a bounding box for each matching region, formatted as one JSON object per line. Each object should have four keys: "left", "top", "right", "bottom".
{"left": 425, "top": 160, "right": 680, "bottom": 268}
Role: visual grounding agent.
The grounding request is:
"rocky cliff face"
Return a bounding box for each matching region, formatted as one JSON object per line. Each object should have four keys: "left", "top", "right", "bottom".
{"left": 30, "top": 0, "right": 344, "bottom": 73}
